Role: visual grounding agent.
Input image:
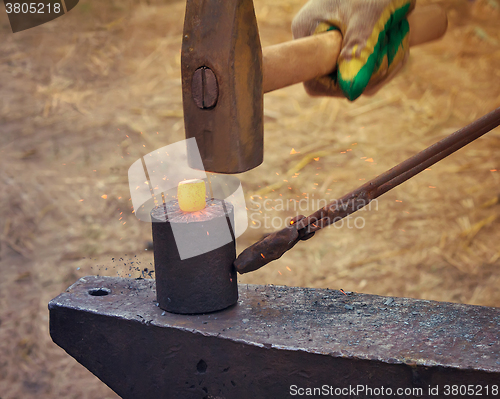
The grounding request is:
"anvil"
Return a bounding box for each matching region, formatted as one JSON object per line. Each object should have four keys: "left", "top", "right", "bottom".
{"left": 49, "top": 276, "right": 500, "bottom": 399}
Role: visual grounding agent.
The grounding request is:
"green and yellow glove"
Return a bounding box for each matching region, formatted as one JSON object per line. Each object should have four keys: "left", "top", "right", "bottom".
{"left": 292, "top": 0, "right": 416, "bottom": 101}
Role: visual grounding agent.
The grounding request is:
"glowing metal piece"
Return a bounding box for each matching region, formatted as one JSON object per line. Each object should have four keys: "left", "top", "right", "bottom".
{"left": 178, "top": 179, "right": 206, "bottom": 212}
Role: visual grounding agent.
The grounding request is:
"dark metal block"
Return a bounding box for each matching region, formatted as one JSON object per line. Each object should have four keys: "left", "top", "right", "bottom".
{"left": 151, "top": 200, "right": 237, "bottom": 314}
{"left": 49, "top": 276, "right": 500, "bottom": 399}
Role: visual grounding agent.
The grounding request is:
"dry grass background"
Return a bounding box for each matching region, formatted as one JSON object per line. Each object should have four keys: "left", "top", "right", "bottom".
{"left": 0, "top": 0, "right": 499, "bottom": 397}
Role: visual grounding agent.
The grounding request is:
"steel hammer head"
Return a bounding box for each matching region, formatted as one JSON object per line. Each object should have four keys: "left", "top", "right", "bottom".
{"left": 181, "top": 0, "right": 263, "bottom": 174}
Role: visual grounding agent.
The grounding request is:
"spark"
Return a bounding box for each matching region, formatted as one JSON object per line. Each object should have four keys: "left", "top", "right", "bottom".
{"left": 491, "top": 169, "right": 497, "bottom": 172}
{"left": 314, "top": 157, "right": 320, "bottom": 161}
{"left": 340, "top": 289, "right": 347, "bottom": 296}
{"left": 395, "top": 200, "right": 402, "bottom": 202}
{"left": 290, "top": 148, "right": 300, "bottom": 154}
{"left": 429, "top": 186, "right": 436, "bottom": 188}
{"left": 365, "top": 158, "right": 374, "bottom": 162}
{"left": 278, "top": 271, "right": 282, "bottom": 275}
{"left": 79, "top": 199, "right": 84, "bottom": 202}
{"left": 101, "top": 195, "right": 108, "bottom": 199}
{"left": 260, "top": 253, "right": 265, "bottom": 258}
{"left": 286, "top": 266, "right": 291, "bottom": 272}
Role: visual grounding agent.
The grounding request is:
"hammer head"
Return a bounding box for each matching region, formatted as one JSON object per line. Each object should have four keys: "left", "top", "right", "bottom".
{"left": 181, "top": 0, "right": 263, "bottom": 174}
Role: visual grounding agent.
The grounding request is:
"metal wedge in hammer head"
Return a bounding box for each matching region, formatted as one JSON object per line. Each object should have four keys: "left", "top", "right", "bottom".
{"left": 181, "top": 0, "right": 263, "bottom": 174}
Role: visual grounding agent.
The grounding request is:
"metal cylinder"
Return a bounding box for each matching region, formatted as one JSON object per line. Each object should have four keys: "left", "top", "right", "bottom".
{"left": 151, "top": 199, "right": 238, "bottom": 314}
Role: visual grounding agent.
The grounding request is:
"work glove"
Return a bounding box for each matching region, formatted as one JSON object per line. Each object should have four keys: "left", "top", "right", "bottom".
{"left": 292, "top": 0, "right": 416, "bottom": 101}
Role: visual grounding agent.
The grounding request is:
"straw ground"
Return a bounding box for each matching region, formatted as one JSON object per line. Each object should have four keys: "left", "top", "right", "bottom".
{"left": 0, "top": 0, "right": 499, "bottom": 397}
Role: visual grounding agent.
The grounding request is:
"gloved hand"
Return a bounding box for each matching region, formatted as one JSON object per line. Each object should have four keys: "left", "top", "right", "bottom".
{"left": 292, "top": 0, "right": 416, "bottom": 101}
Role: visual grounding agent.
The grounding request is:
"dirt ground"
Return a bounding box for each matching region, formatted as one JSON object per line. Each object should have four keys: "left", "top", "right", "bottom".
{"left": 0, "top": 0, "right": 499, "bottom": 397}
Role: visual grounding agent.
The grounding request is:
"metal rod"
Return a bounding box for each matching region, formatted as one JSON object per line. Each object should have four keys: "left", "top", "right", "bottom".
{"left": 298, "top": 106, "right": 500, "bottom": 232}
{"left": 235, "top": 107, "right": 500, "bottom": 274}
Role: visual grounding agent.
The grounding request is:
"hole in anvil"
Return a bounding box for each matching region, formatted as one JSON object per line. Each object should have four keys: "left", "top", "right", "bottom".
{"left": 88, "top": 288, "right": 111, "bottom": 296}
{"left": 197, "top": 359, "right": 207, "bottom": 373}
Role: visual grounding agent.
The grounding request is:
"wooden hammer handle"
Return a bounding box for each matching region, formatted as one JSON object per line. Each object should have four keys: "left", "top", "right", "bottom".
{"left": 262, "top": 4, "right": 448, "bottom": 93}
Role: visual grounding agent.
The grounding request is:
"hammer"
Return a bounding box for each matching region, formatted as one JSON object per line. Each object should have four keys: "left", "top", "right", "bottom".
{"left": 181, "top": 1, "right": 448, "bottom": 174}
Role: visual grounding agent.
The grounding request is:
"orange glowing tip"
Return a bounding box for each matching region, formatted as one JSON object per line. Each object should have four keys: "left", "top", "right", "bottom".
{"left": 178, "top": 179, "right": 206, "bottom": 212}
{"left": 340, "top": 289, "right": 347, "bottom": 296}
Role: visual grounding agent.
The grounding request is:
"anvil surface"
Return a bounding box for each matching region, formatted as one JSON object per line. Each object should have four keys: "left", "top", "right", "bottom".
{"left": 49, "top": 276, "right": 500, "bottom": 399}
